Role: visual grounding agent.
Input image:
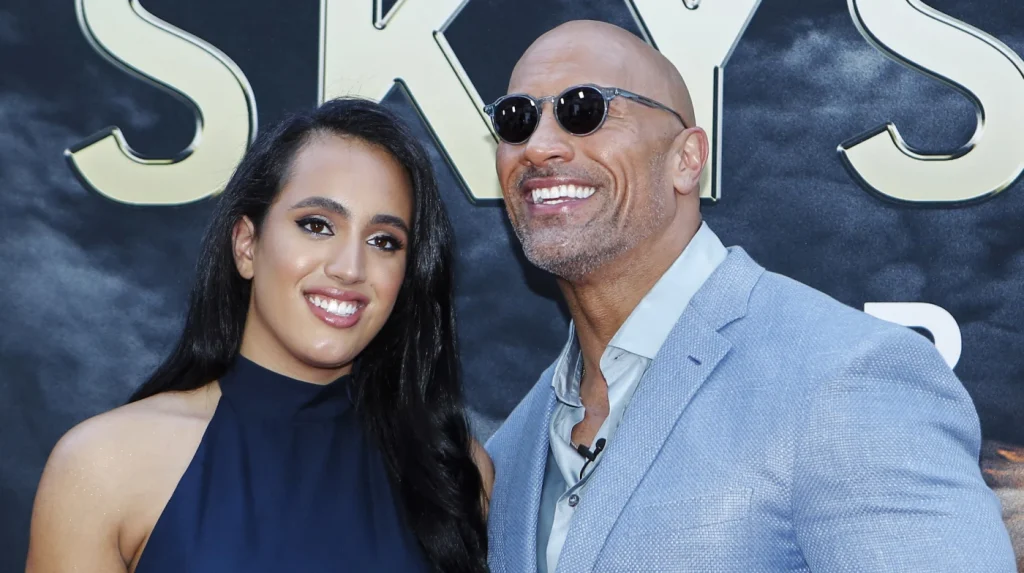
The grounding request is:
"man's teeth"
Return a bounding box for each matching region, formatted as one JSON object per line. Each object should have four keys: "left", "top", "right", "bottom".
{"left": 308, "top": 296, "right": 358, "bottom": 317}
{"left": 531, "top": 185, "right": 596, "bottom": 204}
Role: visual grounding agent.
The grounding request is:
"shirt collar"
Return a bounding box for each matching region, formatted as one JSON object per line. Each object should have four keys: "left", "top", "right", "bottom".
{"left": 551, "top": 327, "right": 584, "bottom": 406}
{"left": 550, "top": 222, "right": 727, "bottom": 402}
{"left": 609, "top": 221, "right": 727, "bottom": 359}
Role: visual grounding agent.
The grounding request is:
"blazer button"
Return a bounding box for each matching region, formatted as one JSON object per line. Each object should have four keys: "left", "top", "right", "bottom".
{"left": 568, "top": 494, "right": 580, "bottom": 507}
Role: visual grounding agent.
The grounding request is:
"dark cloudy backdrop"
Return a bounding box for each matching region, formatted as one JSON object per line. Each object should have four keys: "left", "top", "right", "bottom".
{"left": 1, "top": 0, "right": 1022, "bottom": 569}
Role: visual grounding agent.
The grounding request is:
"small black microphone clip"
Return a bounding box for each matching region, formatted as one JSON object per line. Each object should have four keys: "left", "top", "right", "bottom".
{"left": 576, "top": 438, "right": 607, "bottom": 479}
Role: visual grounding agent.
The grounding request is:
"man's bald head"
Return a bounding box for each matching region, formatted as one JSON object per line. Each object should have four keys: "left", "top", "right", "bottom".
{"left": 495, "top": 20, "right": 707, "bottom": 283}
{"left": 510, "top": 20, "right": 695, "bottom": 127}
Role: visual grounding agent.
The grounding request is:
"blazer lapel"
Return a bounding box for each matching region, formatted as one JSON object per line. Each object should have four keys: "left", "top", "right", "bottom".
{"left": 555, "top": 247, "right": 764, "bottom": 572}
{"left": 555, "top": 312, "right": 731, "bottom": 572}
{"left": 492, "top": 382, "right": 557, "bottom": 573}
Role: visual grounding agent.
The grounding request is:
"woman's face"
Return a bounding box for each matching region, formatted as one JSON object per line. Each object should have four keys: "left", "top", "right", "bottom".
{"left": 233, "top": 134, "right": 414, "bottom": 383}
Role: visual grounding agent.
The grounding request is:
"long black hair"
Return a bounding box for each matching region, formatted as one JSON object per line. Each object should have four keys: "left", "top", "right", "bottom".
{"left": 130, "top": 98, "right": 488, "bottom": 572}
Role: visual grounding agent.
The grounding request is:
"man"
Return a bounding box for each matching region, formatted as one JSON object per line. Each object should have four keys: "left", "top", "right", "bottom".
{"left": 484, "top": 19, "right": 1014, "bottom": 573}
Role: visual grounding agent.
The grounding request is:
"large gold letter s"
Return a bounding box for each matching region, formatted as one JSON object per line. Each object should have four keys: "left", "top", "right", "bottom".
{"left": 841, "top": 0, "right": 1024, "bottom": 204}
{"left": 67, "top": 0, "right": 257, "bottom": 205}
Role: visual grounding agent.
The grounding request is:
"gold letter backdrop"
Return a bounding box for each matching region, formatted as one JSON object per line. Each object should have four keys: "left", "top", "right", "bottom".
{"left": 0, "top": 0, "right": 1021, "bottom": 569}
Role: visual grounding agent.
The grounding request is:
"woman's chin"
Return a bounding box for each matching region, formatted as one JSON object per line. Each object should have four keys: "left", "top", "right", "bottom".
{"left": 296, "top": 348, "right": 360, "bottom": 373}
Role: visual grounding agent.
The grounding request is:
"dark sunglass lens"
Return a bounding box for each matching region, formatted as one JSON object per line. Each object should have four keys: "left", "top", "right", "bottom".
{"left": 556, "top": 86, "right": 606, "bottom": 135}
{"left": 493, "top": 96, "right": 538, "bottom": 144}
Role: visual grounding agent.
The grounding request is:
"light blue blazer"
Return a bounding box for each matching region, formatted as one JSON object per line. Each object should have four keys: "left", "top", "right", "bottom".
{"left": 486, "top": 248, "right": 1014, "bottom": 572}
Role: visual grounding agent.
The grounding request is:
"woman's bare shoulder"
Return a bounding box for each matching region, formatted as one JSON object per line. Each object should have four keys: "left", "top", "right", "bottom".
{"left": 35, "top": 385, "right": 220, "bottom": 511}
{"left": 27, "top": 385, "right": 221, "bottom": 571}
{"left": 49, "top": 385, "right": 220, "bottom": 473}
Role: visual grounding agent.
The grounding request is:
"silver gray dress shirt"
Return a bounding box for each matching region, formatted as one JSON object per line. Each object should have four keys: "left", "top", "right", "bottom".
{"left": 537, "top": 222, "right": 728, "bottom": 572}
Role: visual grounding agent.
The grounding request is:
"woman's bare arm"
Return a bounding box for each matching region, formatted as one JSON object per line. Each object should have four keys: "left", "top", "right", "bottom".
{"left": 471, "top": 438, "right": 495, "bottom": 520}
{"left": 26, "top": 416, "right": 130, "bottom": 573}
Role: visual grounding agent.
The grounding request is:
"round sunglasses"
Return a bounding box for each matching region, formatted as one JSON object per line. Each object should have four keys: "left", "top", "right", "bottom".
{"left": 483, "top": 84, "right": 688, "bottom": 145}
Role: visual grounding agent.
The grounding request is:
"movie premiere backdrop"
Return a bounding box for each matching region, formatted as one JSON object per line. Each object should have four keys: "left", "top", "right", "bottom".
{"left": 2, "top": 0, "right": 1023, "bottom": 569}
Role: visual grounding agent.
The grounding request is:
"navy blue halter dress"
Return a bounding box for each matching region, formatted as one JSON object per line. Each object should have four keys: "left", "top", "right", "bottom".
{"left": 135, "top": 356, "right": 429, "bottom": 572}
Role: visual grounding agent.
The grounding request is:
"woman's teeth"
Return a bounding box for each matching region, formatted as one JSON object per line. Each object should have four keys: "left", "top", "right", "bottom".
{"left": 308, "top": 295, "right": 358, "bottom": 317}
{"left": 531, "top": 185, "right": 596, "bottom": 204}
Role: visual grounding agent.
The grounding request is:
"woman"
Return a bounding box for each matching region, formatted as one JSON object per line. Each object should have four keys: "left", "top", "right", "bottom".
{"left": 26, "top": 98, "right": 492, "bottom": 572}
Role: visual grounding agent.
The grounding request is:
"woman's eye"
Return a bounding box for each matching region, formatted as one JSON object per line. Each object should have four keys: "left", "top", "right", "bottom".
{"left": 298, "top": 217, "right": 333, "bottom": 236}
{"left": 369, "top": 235, "right": 403, "bottom": 252}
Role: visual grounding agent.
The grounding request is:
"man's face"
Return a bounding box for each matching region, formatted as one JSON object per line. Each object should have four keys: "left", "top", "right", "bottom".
{"left": 495, "top": 43, "right": 679, "bottom": 282}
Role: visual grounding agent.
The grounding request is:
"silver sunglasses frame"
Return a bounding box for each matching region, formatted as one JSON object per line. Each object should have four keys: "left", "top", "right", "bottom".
{"left": 483, "top": 83, "right": 688, "bottom": 144}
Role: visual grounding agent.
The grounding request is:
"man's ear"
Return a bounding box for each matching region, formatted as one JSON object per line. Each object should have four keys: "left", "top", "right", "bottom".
{"left": 232, "top": 216, "right": 257, "bottom": 280}
{"left": 669, "top": 127, "right": 709, "bottom": 197}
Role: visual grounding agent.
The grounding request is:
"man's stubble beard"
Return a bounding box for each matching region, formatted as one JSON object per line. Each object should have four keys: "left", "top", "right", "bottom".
{"left": 513, "top": 185, "right": 668, "bottom": 283}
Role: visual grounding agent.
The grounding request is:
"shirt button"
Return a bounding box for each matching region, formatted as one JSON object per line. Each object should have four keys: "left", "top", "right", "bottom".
{"left": 568, "top": 494, "right": 580, "bottom": 507}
